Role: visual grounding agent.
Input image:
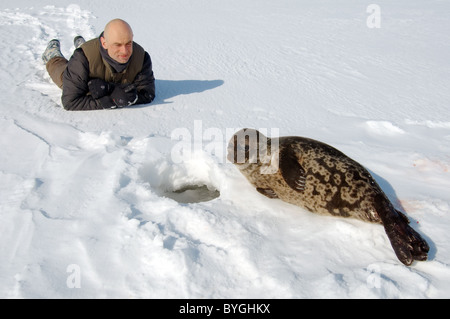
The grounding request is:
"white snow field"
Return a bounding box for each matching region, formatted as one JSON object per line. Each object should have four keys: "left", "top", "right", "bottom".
{"left": 1, "top": 0, "right": 450, "bottom": 299}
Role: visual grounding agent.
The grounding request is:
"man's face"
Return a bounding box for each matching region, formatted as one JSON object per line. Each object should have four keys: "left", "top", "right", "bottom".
{"left": 101, "top": 29, "right": 133, "bottom": 64}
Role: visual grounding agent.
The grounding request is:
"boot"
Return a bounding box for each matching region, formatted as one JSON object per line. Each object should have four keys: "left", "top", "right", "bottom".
{"left": 42, "top": 39, "right": 64, "bottom": 64}
{"left": 74, "top": 36, "right": 86, "bottom": 49}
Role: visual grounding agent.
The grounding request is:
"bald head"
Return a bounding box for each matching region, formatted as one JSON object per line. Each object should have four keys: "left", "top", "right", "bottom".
{"left": 101, "top": 19, "right": 134, "bottom": 64}
{"left": 103, "top": 19, "right": 133, "bottom": 41}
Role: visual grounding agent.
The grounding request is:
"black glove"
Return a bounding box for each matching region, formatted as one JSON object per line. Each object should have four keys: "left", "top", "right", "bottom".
{"left": 110, "top": 84, "right": 138, "bottom": 108}
{"left": 88, "top": 79, "right": 113, "bottom": 99}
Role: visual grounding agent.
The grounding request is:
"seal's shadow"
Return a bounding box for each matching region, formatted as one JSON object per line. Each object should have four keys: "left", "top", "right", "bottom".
{"left": 151, "top": 79, "right": 224, "bottom": 105}
{"left": 369, "top": 169, "right": 436, "bottom": 261}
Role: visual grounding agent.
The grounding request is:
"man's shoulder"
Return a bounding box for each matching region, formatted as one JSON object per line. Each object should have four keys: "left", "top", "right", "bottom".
{"left": 65, "top": 47, "right": 90, "bottom": 76}
{"left": 133, "top": 42, "right": 151, "bottom": 61}
{"left": 68, "top": 47, "right": 88, "bottom": 63}
{"left": 81, "top": 38, "right": 99, "bottom": 52}
{"left": 133, "top": 41, "right": 146, "bottom": 55}
{"left": 131, "top": 42, "right": 146, "bottom": 66}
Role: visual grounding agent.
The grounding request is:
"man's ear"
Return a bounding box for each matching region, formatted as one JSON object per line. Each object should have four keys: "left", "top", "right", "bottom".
{"left": 100, "top": 36, "right": 108, "bottom": 50}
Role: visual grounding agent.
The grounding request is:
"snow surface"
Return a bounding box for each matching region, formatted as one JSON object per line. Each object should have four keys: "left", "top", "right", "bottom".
{"left": 1, "top": 0, "right": 450, "bottom": 298}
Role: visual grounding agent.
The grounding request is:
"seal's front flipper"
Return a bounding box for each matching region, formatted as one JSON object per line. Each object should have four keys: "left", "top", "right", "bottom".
{"left": 257, "top": 188, "right": 279, "bottom": 199}
{"left": 279, "top": 147, "right": 306, "bottom": 193}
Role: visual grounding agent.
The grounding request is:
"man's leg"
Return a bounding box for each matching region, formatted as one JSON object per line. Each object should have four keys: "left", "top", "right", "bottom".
{"left": 46, "top": 57, "right": 68, "bottom": 89}
{"left": 42, "top": 39, "right": 67, "bottom": 89}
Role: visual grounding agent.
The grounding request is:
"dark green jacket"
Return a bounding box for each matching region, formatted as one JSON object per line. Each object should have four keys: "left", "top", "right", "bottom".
{"left": 62, "top": 37, "right": 155, "bottom": 111}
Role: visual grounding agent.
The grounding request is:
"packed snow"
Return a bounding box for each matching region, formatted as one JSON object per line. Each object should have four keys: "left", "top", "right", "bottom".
{"left": 1, "top": 0, "right": 450, "bottom": 298}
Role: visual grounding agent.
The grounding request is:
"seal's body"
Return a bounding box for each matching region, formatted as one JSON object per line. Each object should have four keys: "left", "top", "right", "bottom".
{"left": 227, "top": 128, "right": 429, "bottom": 266}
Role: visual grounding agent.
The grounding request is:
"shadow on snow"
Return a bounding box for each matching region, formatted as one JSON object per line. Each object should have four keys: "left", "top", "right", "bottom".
{"left": 151, "top": 79, "right": 224, "bottom": 105}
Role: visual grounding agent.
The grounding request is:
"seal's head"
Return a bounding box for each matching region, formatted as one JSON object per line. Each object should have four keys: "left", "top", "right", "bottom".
{"left": 227, "top": 128, "right": 268, "bottom": 167}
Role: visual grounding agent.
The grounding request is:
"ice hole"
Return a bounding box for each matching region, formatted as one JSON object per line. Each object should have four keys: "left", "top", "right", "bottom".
{"left": 161, "top": 184, "right": 220, "bottom": 204}
{"left": 138, "top": 158, "right": 221, "bottom": 204}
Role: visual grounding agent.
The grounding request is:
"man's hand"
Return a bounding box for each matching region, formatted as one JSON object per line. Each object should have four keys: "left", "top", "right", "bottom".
{"left": 88, "top": 79, "right": 113, "bottom": 99}
{"left": 110, "top": 84, "right": 138, "bottom": 108}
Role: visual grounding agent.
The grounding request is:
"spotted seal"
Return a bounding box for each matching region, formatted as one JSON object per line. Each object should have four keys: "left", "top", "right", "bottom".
{"left": 227, "top": 128, "right": 429, "bottom": 266}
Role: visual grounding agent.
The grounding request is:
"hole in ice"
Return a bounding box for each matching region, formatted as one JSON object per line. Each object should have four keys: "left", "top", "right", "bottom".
{"left": 161, "top": 184, "right": 220, "bottom": 204}
{"left": 138, "top": 158, "right": 221, "bottom": 204}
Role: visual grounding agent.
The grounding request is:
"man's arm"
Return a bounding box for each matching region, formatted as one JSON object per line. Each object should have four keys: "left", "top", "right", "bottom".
{"left": 134, "top": 52, "right": 156, "bottom": 105}
{"left": 61, "top": 49, "right": 105, "bottom": 111}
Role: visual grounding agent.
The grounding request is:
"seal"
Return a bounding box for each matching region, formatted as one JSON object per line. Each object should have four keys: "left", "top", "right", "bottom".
{"left": 227, "top": 128, "right": 429, "bottom": 266}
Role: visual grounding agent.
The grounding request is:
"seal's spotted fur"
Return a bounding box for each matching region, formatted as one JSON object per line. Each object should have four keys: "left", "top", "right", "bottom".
{"left": 228, "top": 128, "right": 429, "bottom": 266}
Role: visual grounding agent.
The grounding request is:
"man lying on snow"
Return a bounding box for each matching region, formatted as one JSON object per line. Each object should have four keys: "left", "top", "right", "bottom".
{"left": 42, "top": 19, "right": 155, "bottom": 111}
